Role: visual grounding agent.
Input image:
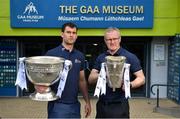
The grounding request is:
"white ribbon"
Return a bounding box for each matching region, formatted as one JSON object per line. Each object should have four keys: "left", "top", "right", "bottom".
{"left": 15, "top": 57, "right": 27, "bottom": 90}
{"left": 124, "top": 63, "right": 131, "bottom": 98}
{"left": 56, "top": 60, "right": 72, "bottom": 98}
{"left": 94, "top": 63, "right": 106, "bottom": 97}
{"left": 94, "top": 62, "right": 131, "bottom": 99}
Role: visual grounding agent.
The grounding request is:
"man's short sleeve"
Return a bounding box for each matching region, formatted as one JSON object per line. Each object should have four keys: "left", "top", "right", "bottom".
{"left": 93, "top": 55, "right": 102, "bottom": 71}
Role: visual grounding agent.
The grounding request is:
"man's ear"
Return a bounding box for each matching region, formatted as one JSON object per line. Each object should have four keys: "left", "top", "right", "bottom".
{"left": 61, "top": 32, "right": 63, "bottom": 38}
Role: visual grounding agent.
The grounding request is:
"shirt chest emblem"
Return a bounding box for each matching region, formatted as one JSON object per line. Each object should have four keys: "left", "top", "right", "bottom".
{"left": 75, "top": 59, "right": 81, "bottom": 64}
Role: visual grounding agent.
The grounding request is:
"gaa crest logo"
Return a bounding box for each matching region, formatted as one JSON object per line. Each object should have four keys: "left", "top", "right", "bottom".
{"left": 23, "top": 2, "right": 38, "bottom": 15}
{"left": 17, "top": 1, "right": 44, "bottom": 23}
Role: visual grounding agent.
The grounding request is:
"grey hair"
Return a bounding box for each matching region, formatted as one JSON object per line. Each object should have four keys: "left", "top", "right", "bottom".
{"left": 104, "top": 27, "right": 121, "bottom": 39}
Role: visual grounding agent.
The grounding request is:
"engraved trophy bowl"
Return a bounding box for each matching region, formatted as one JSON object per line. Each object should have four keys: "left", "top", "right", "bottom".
{"left": 105, "top": 56, "right": 126, "bottom": 91}
{"left": 25, "top": 56, "right": 65, "bottom": 101}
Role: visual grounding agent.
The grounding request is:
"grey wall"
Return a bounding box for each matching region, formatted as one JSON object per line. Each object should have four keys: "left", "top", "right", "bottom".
{"left": 150, "top": 37, "right": 169, "bottom": 98}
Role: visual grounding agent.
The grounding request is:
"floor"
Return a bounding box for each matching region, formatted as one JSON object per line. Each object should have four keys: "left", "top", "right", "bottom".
{"left": 0, "top": 97, "right": 179, "bottom": 118}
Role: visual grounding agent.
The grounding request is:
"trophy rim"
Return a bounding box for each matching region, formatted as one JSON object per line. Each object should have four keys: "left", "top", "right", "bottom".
{"left": 25, "top": 56, "right": 65, "bottom": 64}
{"left": 106, "top": 56, "right": 126, "bottom": 61}
{"left": 24, "top": 56, "right": 65, "bottom": 86}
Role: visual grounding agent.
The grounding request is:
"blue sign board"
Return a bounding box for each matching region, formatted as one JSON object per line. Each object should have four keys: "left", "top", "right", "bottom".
{"left": 10, "top": 0, "right": 153, "bottom": 28}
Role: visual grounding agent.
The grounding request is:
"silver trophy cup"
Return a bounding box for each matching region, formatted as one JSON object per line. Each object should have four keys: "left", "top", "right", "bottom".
{"left": 25, "top": 56, "right": 65, "bottom": 101}
{"left": 105, "top": 56, "right": 126, "bottom": 91}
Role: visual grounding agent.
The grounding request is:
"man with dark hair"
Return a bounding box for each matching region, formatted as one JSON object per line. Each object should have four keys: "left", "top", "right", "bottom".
{"left": 36, "top": 22, "right": 91, "bottom": 118}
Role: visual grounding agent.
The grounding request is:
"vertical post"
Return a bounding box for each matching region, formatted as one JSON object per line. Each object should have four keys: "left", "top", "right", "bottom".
{"left": 157, "top": 86, "right": 159, "bottom": 107}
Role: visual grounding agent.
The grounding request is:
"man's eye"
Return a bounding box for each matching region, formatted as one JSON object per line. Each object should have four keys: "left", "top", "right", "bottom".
{"left": 66, "top": 31, "right": 76, "bottom": 34}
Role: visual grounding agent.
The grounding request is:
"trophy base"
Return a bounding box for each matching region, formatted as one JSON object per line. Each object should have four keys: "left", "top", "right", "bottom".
{"left": 30, "top": 91, "right": 59, "bottom": 101}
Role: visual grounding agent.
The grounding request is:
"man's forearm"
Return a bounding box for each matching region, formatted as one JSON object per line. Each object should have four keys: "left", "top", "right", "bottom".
{"left": 88, "top": 69, "right": 99, "bottom": 84}
{"left": 79, "top": 80, "right": 90, "bottom": 103}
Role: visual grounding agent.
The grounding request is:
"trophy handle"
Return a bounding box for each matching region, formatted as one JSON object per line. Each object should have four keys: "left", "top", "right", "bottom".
{"left": 65, "top": 60, "right": 72, "bottom": 70}
{"left": 64, "top": 60, "right": 72, "bottom": 71}
{"left": 25, "top": 65, "right": 35, "bottom": 84}
{"left": 51, "top": 60, "right": 72, "bottom": 85}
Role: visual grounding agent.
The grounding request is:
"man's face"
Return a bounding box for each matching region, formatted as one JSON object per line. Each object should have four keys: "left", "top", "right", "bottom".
{"left": 104, "top": 30, "right": 121, "bottom": 52}
{"left": 61, "top": 26, "right": 77, "bottom": 45}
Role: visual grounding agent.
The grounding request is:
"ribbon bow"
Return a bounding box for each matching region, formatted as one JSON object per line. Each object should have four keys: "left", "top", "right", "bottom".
{"left": 15, "top": 57, "right": 27, "bottom": 90}
{"left": 124, "top": 63, "right": 131, "bottom": 98}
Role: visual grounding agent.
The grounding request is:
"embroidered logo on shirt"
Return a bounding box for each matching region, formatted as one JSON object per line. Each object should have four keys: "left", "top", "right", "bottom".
{"left": 75, "top": 59, "right": 81, "bottom": 63}
{"left": 62, "top": 48, "right": 65, "bottom": 51}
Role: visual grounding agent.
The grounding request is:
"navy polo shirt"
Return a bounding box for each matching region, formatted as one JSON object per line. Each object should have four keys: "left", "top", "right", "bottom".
{"left": 93, "top": 47, "right": 142, "bottom": 101}
{"left": 45, "top": 44, "right": 85, "bottom": 103}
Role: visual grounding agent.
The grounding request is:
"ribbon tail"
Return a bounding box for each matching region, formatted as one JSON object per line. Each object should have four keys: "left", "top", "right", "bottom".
{"left": 94, "top": 62, "right": 107, "bottom": 97}
{"left": 56, "top": 83, "right": 63, "bottom": 98}
{"left": 101, "top": 78, "right": 106, "bottom": 95}
{"left": 56, "top": 60, "right": 72, "bottom": 98}
{"left": 94, "top": 77, "right": 101, "bottom": 98}
{"left": 100, "top": 63, "right": 106, "bottom": 95}
{"left": 94, "top": 88, "right": 100, "bottom": 98}
{"left": 124, "top": 63, "right": 131, "bottom": 99}
{"left": 15, "top": 57, "right": 27, "bottom": 90}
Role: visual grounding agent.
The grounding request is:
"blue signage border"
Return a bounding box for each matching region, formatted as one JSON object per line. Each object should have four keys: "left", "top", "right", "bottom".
{"left": 10, "top": 0, "right": 154, "bottom": 28}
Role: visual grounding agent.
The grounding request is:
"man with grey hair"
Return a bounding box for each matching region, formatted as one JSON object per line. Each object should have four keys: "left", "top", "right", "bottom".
{"left": 88, "top": 27, "right": 145, "bottom": 118}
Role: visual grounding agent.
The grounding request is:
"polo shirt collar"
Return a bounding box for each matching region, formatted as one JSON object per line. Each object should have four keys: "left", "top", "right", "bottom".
{"left": 60, "top": 44, "right": 74, "bottom": 53}
{"left": 105, "top": 47, "right": 122, "bottom": 56}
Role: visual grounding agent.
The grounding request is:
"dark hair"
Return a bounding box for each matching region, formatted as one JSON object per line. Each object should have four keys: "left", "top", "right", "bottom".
{"left": 61, "top": 22, "right": 78, "bottom": 32}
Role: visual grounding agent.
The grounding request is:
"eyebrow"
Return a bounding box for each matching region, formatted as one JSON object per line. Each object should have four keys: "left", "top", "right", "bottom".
{"left": 106, "top": 38, "right": 119, "bottom": 40}
{"left": 65, "top": 31, "right": 77, "bottom": 34}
